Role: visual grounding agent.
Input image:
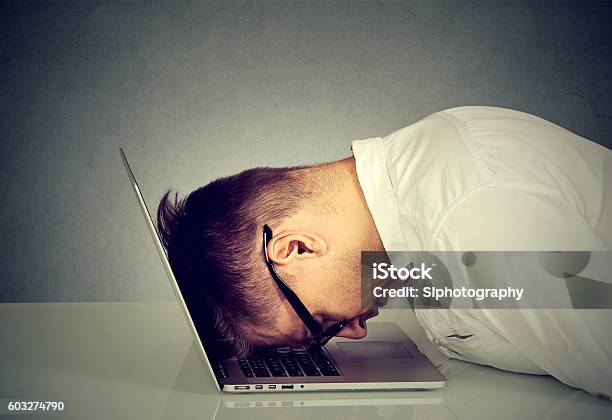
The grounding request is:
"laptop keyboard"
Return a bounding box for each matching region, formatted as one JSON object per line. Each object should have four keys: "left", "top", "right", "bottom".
{"left": 213, "top": 359, "right": 229, "bottom": 379}
{"left": 238, "top": 346, "right": 340, "bottom": 377}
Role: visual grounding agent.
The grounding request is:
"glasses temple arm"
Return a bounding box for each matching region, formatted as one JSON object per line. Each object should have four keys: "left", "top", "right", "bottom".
{"left": 263, "top": 228, "right": 323, "bottom": 338}
{"left": 271, "top": 267, "right": 325, "bottom": 338}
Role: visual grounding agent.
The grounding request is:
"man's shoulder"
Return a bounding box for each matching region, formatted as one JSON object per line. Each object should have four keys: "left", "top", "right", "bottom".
{"left": 379, "top": 110, "right": 490, "bottom": 237}
{"left": 436, "top": 105, "right": 555, "bottom": 124}
{"left": 381, "top": 106, "right": 606, "bottom": 235}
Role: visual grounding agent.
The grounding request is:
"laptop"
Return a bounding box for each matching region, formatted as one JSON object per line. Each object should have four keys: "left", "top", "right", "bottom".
{"left": 120, "top": 148, "right": 446, "bottom": 393}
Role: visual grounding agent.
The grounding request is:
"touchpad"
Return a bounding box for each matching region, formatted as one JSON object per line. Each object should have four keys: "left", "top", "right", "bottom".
{"left": 336, "top": 341, "right": 413, "bottom": 359}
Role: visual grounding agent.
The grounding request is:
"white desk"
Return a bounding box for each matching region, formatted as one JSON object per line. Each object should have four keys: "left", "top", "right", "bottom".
{"left": 1, "top": 302, "right": 610, "bottom": 420}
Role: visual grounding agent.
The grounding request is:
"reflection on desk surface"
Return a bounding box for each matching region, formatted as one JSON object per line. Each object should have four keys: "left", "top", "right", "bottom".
{"left": 221, "top": 394, "right": 443, "bottom": 408}
{"left": 216, "top": 395, "right": 449, "bottom": 420}
{"left": 1, "top": 303, "right": 610, "bottom": 420}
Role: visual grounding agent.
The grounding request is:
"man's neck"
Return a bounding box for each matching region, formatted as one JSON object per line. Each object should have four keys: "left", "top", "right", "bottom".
{"left": 279, "top": 156, "right": 385, "bottom": 252}
{"left": 322, "top": 156, "right": 385, "bottom": 252}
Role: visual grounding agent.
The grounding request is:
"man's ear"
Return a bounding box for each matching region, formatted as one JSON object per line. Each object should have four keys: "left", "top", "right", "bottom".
{"left": 267, "top": 230, "right": 328, "bottom": 265}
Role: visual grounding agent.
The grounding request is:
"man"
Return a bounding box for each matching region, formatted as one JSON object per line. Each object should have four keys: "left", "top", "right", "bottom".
{"left": 157, "top": 106, "right": 612, "bottom": 398}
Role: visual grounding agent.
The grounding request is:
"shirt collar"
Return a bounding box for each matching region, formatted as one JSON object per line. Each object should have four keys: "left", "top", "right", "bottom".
{"left": 351, "top": 137, "right": 407, "bottom": 251}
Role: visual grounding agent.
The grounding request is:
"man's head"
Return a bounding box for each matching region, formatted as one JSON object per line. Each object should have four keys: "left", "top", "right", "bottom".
{"left": 157, "top": 157, "right": 383, "bottom": 358}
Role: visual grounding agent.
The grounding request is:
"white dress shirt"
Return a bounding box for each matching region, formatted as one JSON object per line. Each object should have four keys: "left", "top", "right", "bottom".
{"left": 352, "top": 106, "right": 612, "bottom": 398}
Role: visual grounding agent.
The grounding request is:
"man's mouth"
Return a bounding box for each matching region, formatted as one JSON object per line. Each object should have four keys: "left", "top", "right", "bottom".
{"left": 358, "top": 307, "right": 379, "bottom": 328}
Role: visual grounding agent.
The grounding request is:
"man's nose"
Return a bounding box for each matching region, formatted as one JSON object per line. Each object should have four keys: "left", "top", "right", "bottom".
{"left": 335, "top": 316, "right": 368, "bottom": 340}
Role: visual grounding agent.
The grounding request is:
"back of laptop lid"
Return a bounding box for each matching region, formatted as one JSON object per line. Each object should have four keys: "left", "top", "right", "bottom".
{"left": 120, "top": 148, "right": 222, "bottom": 391}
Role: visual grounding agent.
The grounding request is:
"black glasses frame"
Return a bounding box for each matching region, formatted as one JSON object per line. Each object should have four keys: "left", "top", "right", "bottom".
{"left": 262, "top": 224, "right": 347, "bottom": 347}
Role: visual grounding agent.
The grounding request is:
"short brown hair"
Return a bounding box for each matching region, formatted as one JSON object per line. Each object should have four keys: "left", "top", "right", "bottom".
{"left": 157, "top": 167, "right": 308, "bottom": 358}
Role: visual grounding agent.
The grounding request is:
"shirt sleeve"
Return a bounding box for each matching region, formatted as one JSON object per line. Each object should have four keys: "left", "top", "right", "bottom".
{"left": 435, "top": 186, "right": 612, "bottom": 398}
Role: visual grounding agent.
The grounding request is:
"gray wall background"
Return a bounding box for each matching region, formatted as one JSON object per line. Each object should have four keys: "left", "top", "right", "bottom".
{"left": 1, "top": 1, "right": 611, "bottom": 302}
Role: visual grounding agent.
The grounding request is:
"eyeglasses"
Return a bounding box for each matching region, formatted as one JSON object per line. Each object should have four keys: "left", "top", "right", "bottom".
{"left": 262, "top": 224, "right": 348, "bottom": 347}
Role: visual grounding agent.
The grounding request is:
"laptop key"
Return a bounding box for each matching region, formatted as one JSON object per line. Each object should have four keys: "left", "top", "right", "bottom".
{"left": 254, "top": 370, "right": 271, "bottom": 377}
{"left": 268, "top": 368, "right": 287, "bottom": 377}
{"left": 287, "top": 368, "right": 304, "bottom": 376}
{"left": 302, "top": 367, "right": 321, "bottom": 376}
{"left": 308, "top": 349, "right": 341, "bottom": 376}
{"left": 263, "top": 357, "right": 288, "bottom": 377}
{"left": 238, "top": 359, "right": 254, "bottom": 377}
{"left": 248, "top": 358, "right": 271, "bottom": 377}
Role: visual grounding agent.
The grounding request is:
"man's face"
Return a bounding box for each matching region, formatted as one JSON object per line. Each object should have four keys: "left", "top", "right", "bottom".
{"left": 249, "top": 242, "right": 380, "bottom": 348}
